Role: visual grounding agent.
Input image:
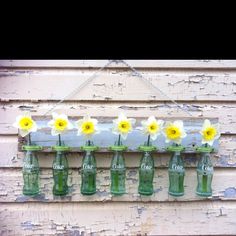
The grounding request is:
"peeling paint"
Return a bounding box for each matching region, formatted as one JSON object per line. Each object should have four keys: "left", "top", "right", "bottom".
{"left": 21, "top": 221, "right": 42, "bottom": 230}
{"left": 224, "top": 187, "right": 236, "bottom": 198}
{"left": 16, "top": 193, "right": 49, "bottom": 202}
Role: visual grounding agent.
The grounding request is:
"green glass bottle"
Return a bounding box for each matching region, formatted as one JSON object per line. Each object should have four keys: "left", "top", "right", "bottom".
{"left": 81, "top": 145, "right": 97, "bottom": 195}
{"left": 196, "top": 152, "right": 213, "bottom": 196}
{"left": 22, "top": 145, "right": 41, "bottom": 196}
{"left": 52, "top": 146, "right": 69, "bottom": 196}
{"left": 110, "top": 146, "right": 126, "bottom": 195}
{"left": 168, "top": 146, "right": 185, "bottom": 197}
{"left": 138, "top": 145, "right": 155, "bottom": 196}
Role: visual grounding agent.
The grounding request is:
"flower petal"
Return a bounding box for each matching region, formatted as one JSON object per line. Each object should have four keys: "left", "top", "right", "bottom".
{"left": 150, "top": 133, "right": 158, "bottom": 141}
{"left": 129, "top": 118, "right": 136, "bottom": 125}
{"left": 120, "top": 132, "right": 128, "bottom": 140}
{"left": 118, "top": 113, "right": 127, "bottom": 121}
{"left": 203, "top": 119, "right": 211, "bottom": 129}
{"left": 67, "top": 121, "right": 74, "bottom": 130}
{"left": 30, "top": 122, "right": 38, "bottom": 132}
{"left": 52, "top": 112, "right": 59, "bottom": 120}
{"left": 174, "top": 120, "right": 184, "bottom": 129}
{"left": 51, "top": 129, "right": 60, "bottom": 136}
{"left": 19, "top": 129, "right": 30, "bottom": 137}
{"left": 147, "top": 116, "right": 156, "bottom": 123}
{"left": 48, "top": 120, "right": 55, "bottom": 127}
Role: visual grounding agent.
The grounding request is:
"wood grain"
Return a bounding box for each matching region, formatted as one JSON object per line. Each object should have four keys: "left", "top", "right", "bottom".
{"left": 1, "top": 60, "right": 236, "bottom": 235}
{"left": 0, "top": 168, "right": 235, "bottom": 203}
{"left": 0, "top": 135, "right": 235, "bottom": 168}
{"left": 1, "top": 59, "right": 236, "bottom": 68}
{"left": 1, "top": 202, "right": 236, "bottom": 235}
{"left": 1, "top": 70, "right": 236, "bottom": 101}
{"left": 1, "top": 102, "right": 236, "bottom": 134}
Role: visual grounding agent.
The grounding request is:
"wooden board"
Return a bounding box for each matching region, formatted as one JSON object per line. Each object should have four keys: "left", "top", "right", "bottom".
{"left": 1, "top": 60, "right": 236, "bottom": 236}
{"left": 1, "top": 70, "right": 236, "bottom": 102}
{"left": 17, "top": 116, "right": 219, "bottom": 153}
{"left": 1, "top": 59, "right": 236, "bottom": 68}
{"left": 1, "top": 202, "right": 236, "bottom": 235}
{"left": 1, "top": 101, "right": 235, "bottom": 135}
{"left": 0, "top": 168, "right": 235, "bottom": 203}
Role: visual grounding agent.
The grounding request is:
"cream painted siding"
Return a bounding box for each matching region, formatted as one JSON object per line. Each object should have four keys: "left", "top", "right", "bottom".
{"left": 0, "top": 60, "right": 236, "bottom": 236}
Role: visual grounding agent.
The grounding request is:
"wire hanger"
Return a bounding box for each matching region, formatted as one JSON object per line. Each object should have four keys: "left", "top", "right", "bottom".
{"left": 43, "top": 60, "right": 193, "bottom": 117}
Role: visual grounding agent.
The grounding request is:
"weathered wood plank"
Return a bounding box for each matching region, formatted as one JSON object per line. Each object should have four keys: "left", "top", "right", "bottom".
{"left": 1, "top": 102, "right": 236, "bottom": 135}
{"left": 1, "top": 70, "right": 236, "bottom": 101}
{"left": 0, "top": 135, "right": 235, "bottom": 168}
{"left": 1, "top": 201, "right": 236, "bottom": 235}
{"left": 1, "top": 60, "right": 236, "bottom": 68}
{"left": 0, "top": 168, "right": 235, "bottom": 203}
{"left": 16, "top": 116, "right": 219, "bottom": 153}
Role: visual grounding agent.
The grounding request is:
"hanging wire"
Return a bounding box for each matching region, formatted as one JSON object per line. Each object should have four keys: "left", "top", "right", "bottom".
{"left": 43, "top": 60, "right": 192, "bottom": 117}
{"left": 43, "top": 60, "right": 115, "bottom": 116}
{"left": 118, "top": 60, "right": 193, "bottom": 116}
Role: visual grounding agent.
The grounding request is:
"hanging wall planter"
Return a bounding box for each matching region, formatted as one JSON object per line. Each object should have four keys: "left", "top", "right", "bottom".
{"left": 138, "top": 145, "right": 156, "bottom": 196}
{"left": 163, "top": 120, "right": 187, "bottom": 197}
{"left": 167, "top": 145, "right": 185, "bottom": 197}
{"left": 195, "top": 119, "right": 220, "bottom": 197}
{"left": 75, "top": 116, "right": 99, "bottom": 195}
{"left": 137, "top": 116, "right": 164, "bottom": 196}
{"left": 109, "top": 113, "right": 136, "bottom": 195}
{"left": 48, "top": 113, "right": 73, "bottom": 196}
{"left": 52, "top": 144, "right": 70, "bottom": 196}
{"left": 196, "top": 146, "right": 214, "bottom": 197}
{"left": 13, "top": 114, "right": 41, "bottom": 196}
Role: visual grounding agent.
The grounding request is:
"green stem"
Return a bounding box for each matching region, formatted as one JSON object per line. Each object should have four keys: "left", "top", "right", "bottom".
{"left": 118, "top": 134, "right": 121, "bottom": 146}
{"left": 28, "top": 133, "right": 32, "bottom": 165}
{"left": 147, "top": 135, "right": 150, "bottom": 146}
{"left": 28, "top": 133, "right": 31, "bottom": 146}
{"left": 58, "top": 134, "right": 62, "bottom": 146}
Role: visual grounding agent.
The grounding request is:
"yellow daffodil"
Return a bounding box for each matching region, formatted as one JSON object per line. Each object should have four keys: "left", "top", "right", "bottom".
{"left": 112, "top": 113, "right": 136, "bottom": 140}
{"left": 200, "top": 119, "right": 220, "bottom": 146}
{"left": 75, "top": 115, "right": 99, "bottom": 137}
{"left": 13, "top": 114, "right": 38, "bottom": 137}
{"left": 163, "top": 120, "right": 187, "bottom": 144}
{"left": 141, "top": 116, "right": 164, "bottom": 141}
{"left": 48, "top": 112, "right": 73, "bottom": 136}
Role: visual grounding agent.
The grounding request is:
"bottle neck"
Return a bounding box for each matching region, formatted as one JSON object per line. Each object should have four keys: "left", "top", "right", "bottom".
{"left": 141, "top": 151, "right": 153, "bottom": 161}
{"left": 200, "top": 152, "right": 212, "bottom": 164}
{"left": 83, "top": 151, "right": 96, "bottom": 164}
{"left": 111, "top": 151, "right": 125, "bottom": 166}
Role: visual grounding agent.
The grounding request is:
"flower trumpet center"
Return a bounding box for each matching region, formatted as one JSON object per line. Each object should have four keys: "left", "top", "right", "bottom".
{"left": 19, "top": 117, "right": 33, "bottom": 130}
{"left": 81, "top": 121, "right": 95, "bottom": 135}
{"left": 148, "top": 122, "right": 159, "bottom": 134}
{"left": 203, "top": 127, "right": 217, "bottom": 141}
{"left": 166, "top": 125, "right": 181, "bottom": 140}
{"left": 118, "top": 120, "right": 131, "bottom": 133}
{"left": 54, "top": 119, "right": 68, "bottom": 131}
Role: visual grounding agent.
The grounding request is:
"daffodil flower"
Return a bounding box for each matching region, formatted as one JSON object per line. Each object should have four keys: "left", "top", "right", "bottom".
{"left": 163, "top": 120, "right": 187, "bottom": 145}
{"left": 112, "top": 113, "right": 136, "bottom": 141}
{"left": 200, "top": 119, "right": 220, "bottom": 146}
{"left": 48, "top": 112, "right": 73, "bottom": 136}
{"left": 141, "top": 116, "right": 164, "bottom": 141}
{"left": 13, "top": 114, "right": 38, "bottom": 137}
{"left": 75, "top": 115, "right": 99, "bottom": 138}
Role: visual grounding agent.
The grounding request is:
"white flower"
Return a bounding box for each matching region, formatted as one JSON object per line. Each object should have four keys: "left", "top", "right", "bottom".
{"left": 47, "top": 112, "right": 73, "bottom": 136}
{"left": 162, "top": 120, "right": 187, "bottom": 144}
{"left": 75, "top": 115, "right": 99, "bottom": 138}
{"left": 140, "top": 116, "right": 164, "bottom": 141}
{"left": 13, "top": 114, "right": 37, "bottom": 137}
{"left": 112, "top": 113, "right": 136, "bottom": 140}
{"left": 200, "top": 119, "right": 220, "bottom": 146}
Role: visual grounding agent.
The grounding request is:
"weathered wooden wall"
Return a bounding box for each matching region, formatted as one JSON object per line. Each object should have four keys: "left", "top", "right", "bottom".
{"left": 0, "top": 60, "right": 236, "bottom": 236}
